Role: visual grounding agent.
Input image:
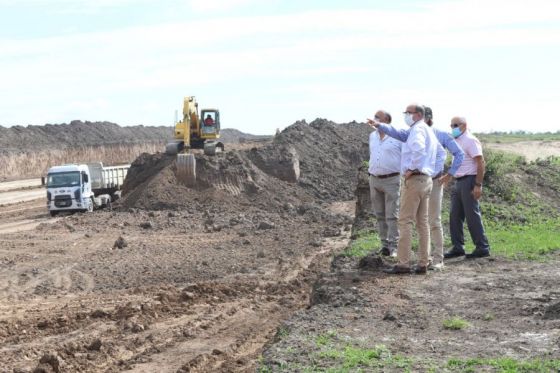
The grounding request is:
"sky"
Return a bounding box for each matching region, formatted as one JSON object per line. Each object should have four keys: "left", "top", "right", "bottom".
{"left": 1, "top": 0, "right": 559, "bottom": 135}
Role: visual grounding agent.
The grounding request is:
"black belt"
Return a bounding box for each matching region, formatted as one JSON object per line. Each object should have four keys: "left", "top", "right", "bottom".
{"left": 370, "top": 172, "right": 400, "bottom": 179}
{"left": 409, "top": 171, "right": 426, "bottom": 176}
{"left": 455, "top": 175, "right": 475, "bottom": 181}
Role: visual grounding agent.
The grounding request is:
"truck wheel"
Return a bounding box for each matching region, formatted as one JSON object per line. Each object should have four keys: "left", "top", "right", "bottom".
{"left": 87, "top": 198, "right": 94, "bottom": 212}
{"left": 50, "top": 211, "right": 58, "bottom": 217}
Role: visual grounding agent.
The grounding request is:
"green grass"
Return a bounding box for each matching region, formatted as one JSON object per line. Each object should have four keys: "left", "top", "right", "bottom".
{"left": 447, "top": 357, "right": 560, "bottom": 372}
{"left": 319, "top": 344, "right": 412, "bottom": 372}
{"left": 443, "top": 317, "right": 470, "bottom": 330}
{"left": 478, "top": 131, "right": 560, "bottom": 143}
{"left": 342, "top": 230, "right": 380, "bottom": 258}
{"left": 485, "top": 219, "right": 560, "bottom": 260}
{"left": 315, "top": 330, "right": 337, "bottom": 346}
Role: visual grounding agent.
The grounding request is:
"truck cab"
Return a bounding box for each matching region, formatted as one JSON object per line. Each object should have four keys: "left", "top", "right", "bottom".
{"left": 46, "top": 162, "right": 129, "bottom": 217}
{"left": 46, "top": 164, "right": 94, "bottom": 216}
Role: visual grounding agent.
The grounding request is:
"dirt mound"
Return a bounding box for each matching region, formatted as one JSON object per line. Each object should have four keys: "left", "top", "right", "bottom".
{"left": 218, "top": 128, "right": 272, "bottom": 143}
{"left": 0, "top": 121, "right": 266, "bottom": 154}
{"left": 0, "top": 121, "right": 171, "bottom": 153}
{"left": 120, "top": 119, "right": 371, "bottom": 213}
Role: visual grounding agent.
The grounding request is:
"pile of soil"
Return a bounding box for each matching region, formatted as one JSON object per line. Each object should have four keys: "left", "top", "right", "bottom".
{"left": 0, "top": 120, "right": 269, "bottom": 153}
{"left": 120, "top": 119, "right": 371, "bottom": 213}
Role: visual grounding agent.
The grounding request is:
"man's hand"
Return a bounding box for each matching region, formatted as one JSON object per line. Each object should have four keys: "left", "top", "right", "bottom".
{"left": 367, "top": 118, "right": 380, "bottom": 128}
{"left": 472, "top": 185, "right": 482, "bottom": 200}
{"left": 439, "top": 173, "right": 451, "bottom": 186}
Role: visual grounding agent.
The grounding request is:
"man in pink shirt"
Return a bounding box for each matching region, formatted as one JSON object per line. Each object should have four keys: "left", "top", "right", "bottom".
{"left": 442, "top": 117, "right": 491, "bottom": 259}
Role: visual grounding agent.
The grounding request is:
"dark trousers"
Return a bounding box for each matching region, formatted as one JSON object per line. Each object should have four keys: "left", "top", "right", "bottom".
{"left": 450, "top": 175, "right": 490, "bottom": 253}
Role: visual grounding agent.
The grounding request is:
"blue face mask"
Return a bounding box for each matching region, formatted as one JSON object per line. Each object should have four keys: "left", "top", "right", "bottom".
{"left": 452, "top": 127, "right": 462, "bottom": 138}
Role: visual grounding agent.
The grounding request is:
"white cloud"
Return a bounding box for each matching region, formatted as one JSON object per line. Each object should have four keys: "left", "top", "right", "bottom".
{"left": 186, "top": 0, "right": 256, "bottom": 12}
{"left": 1, "top": 1, "right": 559, "bottom": 133}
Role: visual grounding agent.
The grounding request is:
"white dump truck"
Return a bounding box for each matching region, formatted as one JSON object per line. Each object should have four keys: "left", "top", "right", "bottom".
{"left": 46, "top": 162, "right": 130, "bottom": 217}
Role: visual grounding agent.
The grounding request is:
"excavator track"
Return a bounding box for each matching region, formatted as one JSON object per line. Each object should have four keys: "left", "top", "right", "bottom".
{"left": 165, "top": 141, "right": 184, "bottom": 155}
{"left": 203, "top": 141, "right": 224, "bottom": 156}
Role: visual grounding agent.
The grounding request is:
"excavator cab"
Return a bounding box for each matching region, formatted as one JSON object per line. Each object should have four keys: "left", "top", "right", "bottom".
{"left": 201, "top": 109, "right": 219, "bottom": 135}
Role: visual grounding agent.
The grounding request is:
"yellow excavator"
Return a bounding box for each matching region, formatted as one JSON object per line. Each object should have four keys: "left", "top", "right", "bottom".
{"left": 165, "top": 96, "right": 224, "bottom": 186}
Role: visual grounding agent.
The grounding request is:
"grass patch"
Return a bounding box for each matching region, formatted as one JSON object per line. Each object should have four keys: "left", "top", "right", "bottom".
{"left": 447, "top": 357, "right": 560, "bottom": 372}
{"left": 486, "top": 219, "right": 560, "bottom": 260}
{"left": 443, "top": 317, "right": 470, "bottom": 330}
{"left": 319, "top": 344, "right": 412, "bottom": 371}
{"left": 342, "top": 230, "right": 380, "bottom": 258}
{"left": 276, "top": 326, "right": 290, "bottom": 340}
{"left": 315, "top": 330, "right": 337, "bottom": 346}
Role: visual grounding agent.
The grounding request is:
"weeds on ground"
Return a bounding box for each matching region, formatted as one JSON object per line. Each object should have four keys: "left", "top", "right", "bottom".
{"left": 342, "top": 229, "right": 380, "bottom": 258}
{"left": 319, "top": 344, "right": 412, "bottom": 372}
{"left": 447, "top": 357, "right": 560, "bottom": 372}
{"left": 443, "top": 317, "right": 470, "bottom": 330}
{"left": 315, "top": 330, "right": 337, "bottom": 346}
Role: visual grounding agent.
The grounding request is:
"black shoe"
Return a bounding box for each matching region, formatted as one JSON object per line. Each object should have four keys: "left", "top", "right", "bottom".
{"left": 414, "top": 265, "right": 427, "bottom": 274}
{"left": 465, "top": 250, "right": 490, "bottom": 259}
{"left": 379, "top": 247, "right": 391, "bottom": 256}
{"left": 383, "top": 266, "right": 411, "bottom": 275}
{"left": 444, "top": 250, "right": 465, "bottom": 259}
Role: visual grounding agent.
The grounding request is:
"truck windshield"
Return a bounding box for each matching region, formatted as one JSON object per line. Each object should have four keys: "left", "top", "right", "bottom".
{"left": 47, "top": 172, "right": 81, "bottom": 188}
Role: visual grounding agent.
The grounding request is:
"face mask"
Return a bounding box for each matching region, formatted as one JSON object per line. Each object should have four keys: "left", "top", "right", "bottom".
{"left": 404, "top": 113, "right": 415, "bottom": 127}
{"left": 452, "top": 127, "right": 462, "bottom": 138}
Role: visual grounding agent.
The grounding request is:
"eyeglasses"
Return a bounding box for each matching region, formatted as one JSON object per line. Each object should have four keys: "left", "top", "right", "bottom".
{"left": 450, "top": 123, "right": 462, "bottom": 128}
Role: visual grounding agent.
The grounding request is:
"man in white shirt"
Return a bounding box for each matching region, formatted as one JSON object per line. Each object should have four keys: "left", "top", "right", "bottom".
{"left": 368, "top": 110, "right": 402, "bottom": 257}
{"left": 442, "top": 117, "right": 491, "bottom": 259}
{"left": 369, "top": 103, "right": 439, "bottom": 274}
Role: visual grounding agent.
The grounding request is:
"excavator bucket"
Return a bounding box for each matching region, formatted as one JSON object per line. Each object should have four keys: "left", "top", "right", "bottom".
{"left": 176, "top": 153, "right": 196, "bottom": 186}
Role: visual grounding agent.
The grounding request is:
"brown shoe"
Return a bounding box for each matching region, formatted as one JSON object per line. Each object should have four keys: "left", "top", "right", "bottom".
{"left": 383, "top": 266, "right": 411, "bottom": 275}
{"left": 414, "top": 265, "right": 427, "bottom": 274}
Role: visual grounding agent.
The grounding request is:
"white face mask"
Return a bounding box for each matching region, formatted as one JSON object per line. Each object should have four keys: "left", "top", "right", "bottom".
{"left": 404, "top": 113, "right": 415, "bottom": 127}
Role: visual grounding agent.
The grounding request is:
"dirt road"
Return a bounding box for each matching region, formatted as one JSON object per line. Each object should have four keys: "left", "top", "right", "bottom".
{"left": 0, "top": 178, "right": 43, "bottom": 192}
{"left": 486, "top": 140, "right": 560, "bottom": 161}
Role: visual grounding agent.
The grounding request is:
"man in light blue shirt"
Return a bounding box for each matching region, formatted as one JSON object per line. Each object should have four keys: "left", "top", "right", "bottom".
{"left": 368, "top": 103, "right": 438, "bottom": 274}
{"left": 375, "top": 106, "right": 464, "bottom": 270}
{"left": 368, "top": 110, "right": 403, "bottom": 257}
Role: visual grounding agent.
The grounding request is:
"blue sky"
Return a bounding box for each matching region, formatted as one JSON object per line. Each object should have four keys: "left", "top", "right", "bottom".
{"left": 1, "top": 0, "right": 559, "bottom": 135}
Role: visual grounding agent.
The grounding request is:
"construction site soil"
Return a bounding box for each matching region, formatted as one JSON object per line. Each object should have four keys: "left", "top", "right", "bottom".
{"left": 1, "top": 120, "right": 559, "bottom": 372}
{"left": 0, "top": 120, "right": 268, "bottom": 154}
{"left": 0, "top": 119, "right": 367, "bottom": 372}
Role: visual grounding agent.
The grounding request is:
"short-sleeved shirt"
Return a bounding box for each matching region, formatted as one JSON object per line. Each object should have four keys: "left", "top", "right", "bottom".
{"left": 454, "top": 130, "right": 483, "bottom": 177}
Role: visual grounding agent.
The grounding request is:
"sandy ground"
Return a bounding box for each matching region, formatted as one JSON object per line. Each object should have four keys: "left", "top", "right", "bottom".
{"left": 0, "top": 188, "right": 354, "bottom": 372}
{"left": 485, "top": 140, "right": 560, "bottom": 161}
{"left": 0, "top": 179, "right": 43, "bottom": 192}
